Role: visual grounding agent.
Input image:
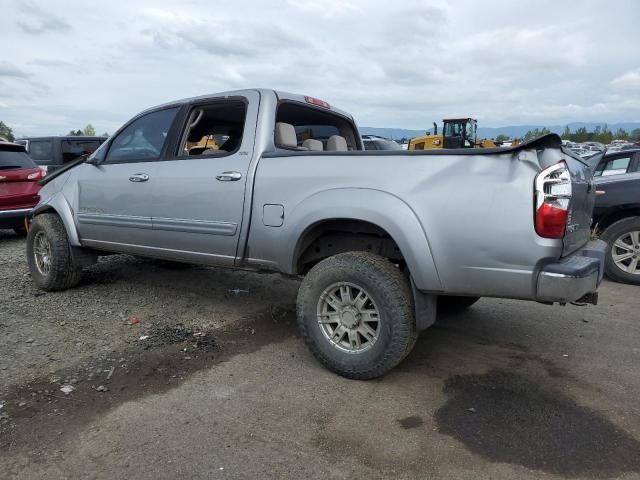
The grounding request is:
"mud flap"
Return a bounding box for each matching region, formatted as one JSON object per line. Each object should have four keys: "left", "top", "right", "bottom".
{"left": 411, "top": 277, "right": 437, "bottom": 331}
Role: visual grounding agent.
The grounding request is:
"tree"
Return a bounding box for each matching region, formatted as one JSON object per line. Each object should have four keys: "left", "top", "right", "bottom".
{"left": 67, "top": 129, "right": 83, "bottom": 136}
{"left": 630, "top": 128, "right": 640, "bottom": 142}
{"left": 495, "top": 134, "right": 509, "bottom": 142}
{"left": 83, "top": 124, "right": 96, "bottom": 136}
{"left": 0, "top": 121, "right": 15, "bottom": 141}
{"left": 614, "top": 128, "right": 629, "bottom": 140}
{"left": 522, "top": 127, "right": 551, "bottom": 142}
{"left": 561, "top": 125, "right": 571, "bottom": 139}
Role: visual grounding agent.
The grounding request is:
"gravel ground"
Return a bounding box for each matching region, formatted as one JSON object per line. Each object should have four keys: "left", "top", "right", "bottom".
{"left": 1, "top": 228, "right": 640, "bottom": 479}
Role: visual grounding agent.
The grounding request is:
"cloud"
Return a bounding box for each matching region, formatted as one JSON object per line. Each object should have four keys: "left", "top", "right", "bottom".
{"left": 1, "top": 0, "right": 640, "bottom": 136}
{"left": 17, "top": 2, "right": 71, "bottom": 35}
{"left": 0, "top": 63, "right": 29, "bottom": 78}
{"left": 611, "top": 70, "right": 640, "bottom": 91}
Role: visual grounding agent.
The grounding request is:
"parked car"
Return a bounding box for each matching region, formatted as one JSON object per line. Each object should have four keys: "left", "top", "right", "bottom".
{"left": 0, "top": 141, "right": 43, "bottom": 235}
{"left": 589, "top": 148, "right": 640, "bottom": 284}
{"left": 362, "top": 135, "right": 402, "bottom": 150}
{"left": 16, "top": 136, "right": 107, "bottom": 174}
{"left": 26, "top": 89, "right": 604, "bottom": 379}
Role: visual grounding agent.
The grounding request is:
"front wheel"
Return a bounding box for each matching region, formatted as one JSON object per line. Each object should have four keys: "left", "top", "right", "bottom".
{"left": 602, "top": 217, "right": 640, "bottom": 285}
{"left": 297, "top": 252, "right": 417, "bottom": 380}
{"left": 27, "top": 213, "right": 83, "bottom": 291}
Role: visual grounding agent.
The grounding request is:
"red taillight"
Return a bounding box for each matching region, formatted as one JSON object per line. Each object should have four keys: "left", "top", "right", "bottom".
{"left": 535, "top": 202, "right": 569, "bottom": 238}
{"left": 27, "top": 169, "right": 43, "bottom": 181}
{"left": 534, "top": 162, "right": 572, "bottom": 239}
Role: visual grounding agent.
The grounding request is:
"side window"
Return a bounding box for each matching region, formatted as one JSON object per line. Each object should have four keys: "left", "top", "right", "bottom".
{"left": 179, "top": 100, "right": 247, "bottom": 157}
{"left": 62, "top": 140, "right": 102, "bottom": 163}
{"left": 28, "top": 140, "right": 53, "bottom": 161}
{"left": 106, "top": 107, "right": 178, "bottom": 163}
{"left": 594, "top": 156, "right": 632, "bottom": 176}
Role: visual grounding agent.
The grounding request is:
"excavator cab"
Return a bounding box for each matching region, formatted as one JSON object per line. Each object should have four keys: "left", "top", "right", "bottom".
{"left": 442, "top": 118, "right": 477, "bottom": 149}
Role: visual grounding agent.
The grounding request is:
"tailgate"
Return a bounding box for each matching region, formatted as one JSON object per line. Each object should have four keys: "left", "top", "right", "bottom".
{"left": 0, "top": 168, "right": 41, "bottom": 209}
{"left": 562, "top": 155, "right": 596, "bottom": 256}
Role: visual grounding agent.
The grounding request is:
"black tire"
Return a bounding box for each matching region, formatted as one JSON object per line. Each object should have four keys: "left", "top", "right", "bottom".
{"left": 26, "top": 213, "right": 83, "bottom": 291}
{"left": 13, "top": 225, "right": 27, "bottom": 237}
{"left": 437, "top": 295, "right": 480, "bottom": 313}
{"left": 601, "top": 216, "right": 640, "bottom": 285}
{"left": 296, "top": 251, "right": 417, "bottom": 380}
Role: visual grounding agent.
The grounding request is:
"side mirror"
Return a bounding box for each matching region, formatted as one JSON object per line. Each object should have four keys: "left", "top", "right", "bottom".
{"left": 85, "top": 155, "right": 100, "bottom": 166}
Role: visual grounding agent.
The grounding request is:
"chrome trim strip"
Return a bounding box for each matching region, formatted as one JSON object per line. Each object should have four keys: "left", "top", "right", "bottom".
{"left": 152, "top": 217, "right": 237, "bottom": 236}
{"left": 77, "top": 213, "right": 151, "bottom": 229}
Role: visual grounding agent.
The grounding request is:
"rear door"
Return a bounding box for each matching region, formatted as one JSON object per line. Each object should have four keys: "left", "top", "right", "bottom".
{"left": 76, "top": 107, "right": 179, "bottom": 249}
{"left": 149, "top": 92, "right": 258, "bottom": 265}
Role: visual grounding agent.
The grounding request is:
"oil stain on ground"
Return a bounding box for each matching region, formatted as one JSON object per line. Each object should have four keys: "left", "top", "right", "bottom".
{"left": 435, "top": 370, "right": 640, "bottom": 478}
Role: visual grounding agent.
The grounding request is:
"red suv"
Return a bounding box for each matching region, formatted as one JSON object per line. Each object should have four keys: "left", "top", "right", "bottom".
{"left": 0, "top": 141, "right": 43, "bottom": 235}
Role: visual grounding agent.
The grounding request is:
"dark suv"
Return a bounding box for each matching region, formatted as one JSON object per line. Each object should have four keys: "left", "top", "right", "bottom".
{"left": 589, "top": 149, "right": 640, "bottom": 284}
{"left": 16, "top": 136, "right": 107, "bottom": 174}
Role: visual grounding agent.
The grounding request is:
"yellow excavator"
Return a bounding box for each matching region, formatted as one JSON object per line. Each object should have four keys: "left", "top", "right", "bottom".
{"left": 408, "top": 118, "right": 518, "bottom": 150}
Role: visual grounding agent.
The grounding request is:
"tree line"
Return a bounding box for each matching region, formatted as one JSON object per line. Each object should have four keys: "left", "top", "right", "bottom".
{"left": 521, "top": 125, "right": 640, "bottom": 144}
{"left": 0, "top": 121, "right": 108, "bottom": 142}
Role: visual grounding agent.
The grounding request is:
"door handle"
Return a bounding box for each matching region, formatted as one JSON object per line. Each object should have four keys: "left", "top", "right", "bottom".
{"left": 216, "top": 171, "right": 242, "bottom": 182}
{"left": 129, "top": 173, "right": 149, "bottom": 182}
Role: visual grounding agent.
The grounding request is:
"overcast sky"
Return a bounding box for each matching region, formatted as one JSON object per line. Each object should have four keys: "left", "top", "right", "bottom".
{"left": 1, "top": 0, "right": 639, "bottom": 136}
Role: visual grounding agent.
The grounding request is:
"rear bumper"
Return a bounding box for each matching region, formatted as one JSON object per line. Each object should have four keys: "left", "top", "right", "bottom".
{"left": 536, "top": 239, "right": 606, "bottom": 304}
{"left": 0, "top": 207, "right": 32, "bottom": 227}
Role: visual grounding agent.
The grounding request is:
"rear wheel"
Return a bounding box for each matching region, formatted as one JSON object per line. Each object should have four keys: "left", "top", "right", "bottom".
{"left": 27, "top": 213, "right": 83, "bottom": 291}
{"left": 602, "top": 217, "right": 640, "bottom": 285}
{"left": 297, "top": 252, "right": 417, "bottom": 380}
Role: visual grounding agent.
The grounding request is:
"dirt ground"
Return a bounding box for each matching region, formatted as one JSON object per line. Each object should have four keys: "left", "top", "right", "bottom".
{"left": 1, "top": 229, "right": 640, "bottom": 479}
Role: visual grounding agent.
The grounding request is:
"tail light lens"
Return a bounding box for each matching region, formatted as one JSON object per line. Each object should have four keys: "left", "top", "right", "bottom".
{"left": 27, "top": 169, "right": 44, "bottom": 181}
{"left": 534, "top": 162, "right": 572, "bottom": 239}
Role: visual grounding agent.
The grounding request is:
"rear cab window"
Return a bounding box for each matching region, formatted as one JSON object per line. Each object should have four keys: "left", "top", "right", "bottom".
{"left": 274, "top": 101, "right": 360, "bottom": 152}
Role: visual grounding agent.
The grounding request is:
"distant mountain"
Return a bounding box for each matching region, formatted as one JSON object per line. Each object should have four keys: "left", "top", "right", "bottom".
{"left": 360, "top": 122, "right": 640, "bottom": 141}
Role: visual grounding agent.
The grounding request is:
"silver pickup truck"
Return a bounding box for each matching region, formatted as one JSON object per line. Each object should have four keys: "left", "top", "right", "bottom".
{"left": 27, "top": 88, "right": 605, "bottom": 379}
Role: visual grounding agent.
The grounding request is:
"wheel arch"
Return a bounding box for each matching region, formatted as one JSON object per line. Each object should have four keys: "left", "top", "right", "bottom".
{"left": 284, "top": 188, "right": 442, "bottom": 291}
{"left": 31, "top": 193, "right": 81, "bottom": 246}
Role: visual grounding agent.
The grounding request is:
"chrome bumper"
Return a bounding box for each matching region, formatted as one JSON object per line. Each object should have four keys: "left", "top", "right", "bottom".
{"left": 0, "top": 208, "right": 32, "bottom": 223}
{"left": 536, "top": 239, "right": 606, "bottom": 304}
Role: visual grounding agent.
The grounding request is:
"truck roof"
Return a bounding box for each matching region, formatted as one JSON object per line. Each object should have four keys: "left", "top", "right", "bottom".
{"left": 141, "top": 88, "right": 355, "bottom": 122}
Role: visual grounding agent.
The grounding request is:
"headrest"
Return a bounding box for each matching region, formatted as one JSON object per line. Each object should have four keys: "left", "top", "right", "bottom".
{"left": 302, "top": 139, "right": 323, "bottom": 151}
{"left": 275, "top": 122, "right": 297, "bottom": 148}
{"left": 327, "top": 135, "right": 348, "bottom": 151}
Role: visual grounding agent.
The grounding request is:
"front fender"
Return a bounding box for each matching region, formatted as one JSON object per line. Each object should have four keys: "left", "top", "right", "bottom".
{"left": 32, "top": 191, "right": 81, "bottom": 246}
{"left": 283, "top": 188, "right": 442, "bottom": 291}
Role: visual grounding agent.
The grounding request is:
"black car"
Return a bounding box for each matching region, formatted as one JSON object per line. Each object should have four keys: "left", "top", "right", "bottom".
{"left": 589, "top": 148, "right": 640, "bottom": 284}
{"left": 16, "top": 136, "right": 107, "bottom": 174}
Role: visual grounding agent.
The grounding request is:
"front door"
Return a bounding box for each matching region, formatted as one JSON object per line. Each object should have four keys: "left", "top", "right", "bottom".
{"left": 76, "top": 107, "right": 179, "bottom": 250}
{"left": 149, "top": 93, "right": 258, "bottom": 265}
